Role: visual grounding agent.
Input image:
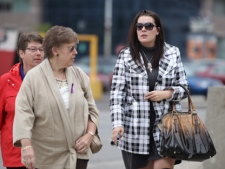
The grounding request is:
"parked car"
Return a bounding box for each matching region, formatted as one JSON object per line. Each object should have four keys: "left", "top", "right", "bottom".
{"left": 184, "top": 61, "right": 223, "bottom": 96}
{"left": 195, "top": 59, "right": 225, "bottom": 84}
{"left": 74, "top": 56, "right": 117, "bottom": 92}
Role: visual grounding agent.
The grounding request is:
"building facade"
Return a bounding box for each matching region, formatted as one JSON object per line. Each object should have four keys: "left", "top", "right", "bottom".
{"left": 41, "top": 0, "right": 201, "bottom": 58}
{"left": 0, "top": 0, "right": 42, "bottom": 31}
{"left": 0, "top": 0, "right": 225, "bottom": 58}
{"left": 200, "top": 0, "right": 225, "bottom": 58}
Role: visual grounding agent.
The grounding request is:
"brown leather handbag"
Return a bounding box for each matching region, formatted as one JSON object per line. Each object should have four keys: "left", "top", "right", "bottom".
{"left": 159, "top": 85, "right": 216, "bottom": 161}
{"left": 90, "top": 132, "right": 103, "bottom": 154}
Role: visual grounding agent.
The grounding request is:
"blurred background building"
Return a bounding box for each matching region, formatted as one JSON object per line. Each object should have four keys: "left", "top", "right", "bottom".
{"left": 0, "top": 0, "right": 42, "bottom": 31}
{"left": 1, "top": 0, "right": 225, "bottom": 74}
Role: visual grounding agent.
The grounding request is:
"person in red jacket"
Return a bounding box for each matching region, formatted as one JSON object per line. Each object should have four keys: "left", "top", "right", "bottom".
{"left": 0, "top": 32, "right": 44, "bottom": 169}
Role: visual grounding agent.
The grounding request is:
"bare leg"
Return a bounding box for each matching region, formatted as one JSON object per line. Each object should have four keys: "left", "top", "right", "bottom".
{"left": 139, "top": 158, "right": 175, "bottom": 169}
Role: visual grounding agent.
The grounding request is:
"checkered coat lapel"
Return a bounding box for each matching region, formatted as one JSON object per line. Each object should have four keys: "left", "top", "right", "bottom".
{"left": 126, "top": 52, "right": 148, "bottom": 80}
{"left": 110, "top": 43, "right": 189, "bottom": 154}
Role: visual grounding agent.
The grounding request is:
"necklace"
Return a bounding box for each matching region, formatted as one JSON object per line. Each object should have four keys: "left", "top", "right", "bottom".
{"left": 55, "top": 78, "right": 67, "bottom": 89}
{"left": 141, "top": 50, "right": 153, "bottom": 73}
{"left": 54, "top": 70, "right": 67, "bottom": 89}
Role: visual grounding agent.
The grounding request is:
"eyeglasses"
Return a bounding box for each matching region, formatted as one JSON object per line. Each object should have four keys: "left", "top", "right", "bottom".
{"left": 68, "top": 45, "right": 77, "bottom": 52}
{"left": 136, "top": 22, "right": 156, "bottom": 31}
{"left": 26, "top": 47, "right": 44, "bottom": 53}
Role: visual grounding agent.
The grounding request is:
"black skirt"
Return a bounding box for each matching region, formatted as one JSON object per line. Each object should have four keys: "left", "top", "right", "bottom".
{"left": 121, "top": 140, "right": 181, "bottom": 169}
{"left": 121, "top": 138, "right": 161, "bottom": 169}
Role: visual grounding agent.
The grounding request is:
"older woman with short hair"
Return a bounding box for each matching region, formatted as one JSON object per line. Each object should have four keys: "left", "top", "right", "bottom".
{"left": 13, "top": 26, "right": 100, "bottom": 169}
{"left": 0, "top": 32, "right": 43, "bottom": 169}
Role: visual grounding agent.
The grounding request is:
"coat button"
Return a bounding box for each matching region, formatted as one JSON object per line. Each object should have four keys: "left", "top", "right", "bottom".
{"left": 12, "top": 84, "right": 15, "bottom": 86}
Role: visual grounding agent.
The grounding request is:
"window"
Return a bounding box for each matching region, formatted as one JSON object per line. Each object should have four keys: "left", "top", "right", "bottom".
{"left": 214, "top": 0, "right": 225, "bottom": 15}
{"left": 217, "top": 37, "right": 225, "bottom": 58}
{"left": 13, "top": 0, "right": 29, "bottom": 12}
{"left": 0, "top": 0, "right": 12, "bottom": 12}
{"left": 0, "top": 0, "right": 29, "bottom": 13}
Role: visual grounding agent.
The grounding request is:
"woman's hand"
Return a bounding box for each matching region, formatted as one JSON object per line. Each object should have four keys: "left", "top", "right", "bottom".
{"left": 111, "top": 126, "right": 124, "bottom": 146}
{"left": 74, "top": 133, "right": 93, "bottom": 154}
{"left": 21, "top": 146, "right": 36, "bottom": 169}
{"left": 144, "top": 90, "right": 173, "bottom": 101}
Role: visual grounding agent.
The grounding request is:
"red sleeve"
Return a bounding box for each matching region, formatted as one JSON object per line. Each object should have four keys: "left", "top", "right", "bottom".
{"left": 0, "top": 75, "right": 7, "bottom": 130}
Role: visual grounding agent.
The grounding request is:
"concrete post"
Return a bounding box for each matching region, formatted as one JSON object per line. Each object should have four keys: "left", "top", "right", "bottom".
{"left": 203, "top": 86, "right": 225, "bottom": 169}
{"left": 104, "top": 0, "right": 112, "bottom": 57}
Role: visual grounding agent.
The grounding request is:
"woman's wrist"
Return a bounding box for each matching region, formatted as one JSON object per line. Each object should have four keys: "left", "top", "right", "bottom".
{"left": 87, "top": 131, "right": 95, "bottom": 137}
{"left": 21, "top": 138, "right": 32, "bottom": 146}
{"left": 164, "top": 90, "right": 174, "bottom": 99}
{"left": 22, "top": 145, "right": 32, "bottom": 151}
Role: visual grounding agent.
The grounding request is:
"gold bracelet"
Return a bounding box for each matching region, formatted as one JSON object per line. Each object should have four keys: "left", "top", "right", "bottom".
{"left": 22, "top": 146, "right": 32, "bottom": 151}
{"left": 88, "top": 131, "right": 95, "bottom": 136}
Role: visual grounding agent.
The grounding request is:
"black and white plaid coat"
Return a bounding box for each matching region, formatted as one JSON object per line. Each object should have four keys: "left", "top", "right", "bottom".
{"left": 110, "top": 43, "right": 189, "bottom": 155}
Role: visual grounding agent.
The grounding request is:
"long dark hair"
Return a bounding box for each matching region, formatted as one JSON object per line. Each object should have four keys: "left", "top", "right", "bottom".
{"left": 126, "top": 10, "right": 165, "bottom": 68}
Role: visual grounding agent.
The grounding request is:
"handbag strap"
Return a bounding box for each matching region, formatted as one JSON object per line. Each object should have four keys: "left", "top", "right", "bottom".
{"left": 72, "top": 66, "right": 85, "bottom": 92}
{"left": 179, "top": 84, "right": 196, "bottom": 112}
{"left": 171, "top": 85, "right": 196, "bottom": 114}
{"left": 71, "top": 66, "right": 88, "bottom": 134}
{"left": 71, "top": 66, "right": 99, "bottom": 135}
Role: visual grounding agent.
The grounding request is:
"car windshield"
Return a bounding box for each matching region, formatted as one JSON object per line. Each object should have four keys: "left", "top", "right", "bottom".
{"left": 74, "top": 56, "right": 117, "bottom": 74}
{"left": 183, "top": 58, "right": 223, "bottom": 77}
